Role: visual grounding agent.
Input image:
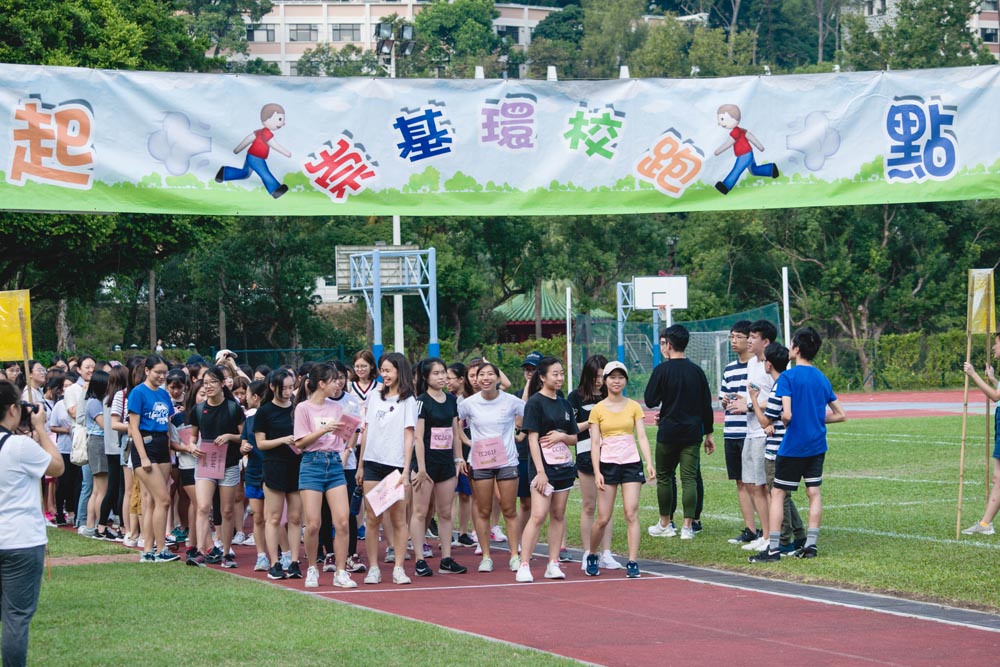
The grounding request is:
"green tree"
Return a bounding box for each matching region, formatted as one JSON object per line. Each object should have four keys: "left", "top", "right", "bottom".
{"left": 179, "top": 0, "right": 272, "bottom": 57}
{"left": 580, "top": 0, "right": 648, "bottom": 78}
{"left": 532, "top": 4, "right": 585, "bottom": 44}
{"left": 842, "top": 0, "right": 994, "bottom": 71}
{"left": 413, "top": 0, "right": 499, "bottom": 76}
{"left": 525, "top": 36, "right": 585, "bottom": 79}
{"left": 297, "top": 43, "right": 379, "bottom": 77}
{"left": 630, "top": 16, "right": 693, "bottom": 77}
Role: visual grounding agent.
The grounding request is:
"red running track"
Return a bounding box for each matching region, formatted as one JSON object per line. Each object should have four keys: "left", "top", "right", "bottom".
{"left": 224, "top": 545, "right": 1000, "bottom": 666}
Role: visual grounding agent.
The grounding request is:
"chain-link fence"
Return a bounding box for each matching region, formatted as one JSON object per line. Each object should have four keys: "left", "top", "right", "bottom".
{"left": 573, "top": 303, "right": 782, "bottom": 406}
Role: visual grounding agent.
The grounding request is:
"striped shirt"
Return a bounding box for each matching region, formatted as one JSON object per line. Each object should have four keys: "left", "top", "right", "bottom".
{"left": 763, "top": 386, "right": 785, "bottom": 460}
{"left": 719, "top": 360, "right": 749, "bottom": 439}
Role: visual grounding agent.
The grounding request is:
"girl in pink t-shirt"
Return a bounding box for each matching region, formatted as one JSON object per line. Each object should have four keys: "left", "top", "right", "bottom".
{"left": 293, "top": 363, "right": 357, "bottom": 590}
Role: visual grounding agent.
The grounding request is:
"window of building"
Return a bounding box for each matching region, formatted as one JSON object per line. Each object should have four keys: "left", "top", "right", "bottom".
{"left": 864, "top": 0, "right": 874, "bottom": 15}
{"left": 247, "top": 24, "right": 276, "bottom": 43}
{"left": 981, "top": 27, "right": 999, "bottom": 42}
{"left": 982, "top": 0, "right": 999, "bottom": 11}
{"left": 288, "top": 24, "right": 319, "bottom": 42}
{"left": 496, "top": 25, "right": 520, "bottom": 45}
{"left": 288, "top": 62, "right": 299, "bottom": 76}
{"left": 331, "top": 24, "right": 362, "bottom": 42}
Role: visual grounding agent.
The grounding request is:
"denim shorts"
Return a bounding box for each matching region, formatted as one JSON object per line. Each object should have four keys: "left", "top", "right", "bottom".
{"left": 196, "top": 464, "right": 241, "bottom": 487}
{"left": 299, "top": 450, "right": 347, "bottom": 493}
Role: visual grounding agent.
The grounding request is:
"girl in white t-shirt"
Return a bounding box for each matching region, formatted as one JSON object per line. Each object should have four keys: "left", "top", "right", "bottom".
{"left": 356, "top": 352, "right": 417, "bottom": 586}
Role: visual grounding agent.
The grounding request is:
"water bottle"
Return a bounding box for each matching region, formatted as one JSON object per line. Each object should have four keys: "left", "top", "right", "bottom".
{"left": 350, "top": 484, "right": 364, "bottom": 516}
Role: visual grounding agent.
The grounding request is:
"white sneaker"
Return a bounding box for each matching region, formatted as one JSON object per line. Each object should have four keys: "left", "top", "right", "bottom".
{"left": 137, "top": 537, "right": 145, "bottom": 549}
{"left": 242, "top": 533, "right": 256, "bottom": 547}
{"left": 305, "top": 566, "right": 320, "bottom": 588}
{"left": 544, "top": 562, "right": 566, "bottom": 579}
{"left": 478, "top": 558, "right": 494, "bottom": 572}
{"left": 474, "top": 543, "right": 483, "bottom": 555}
{"left": 580, "top": 550, "right": 590, "bottom": 571}
{"left": 253, "top": 553, "right": 269, "bottom": 572}
{"left": 962, "top": 521, "right": 995, "bottom": 535}
{"left": 515, "top": 564, "right": 533, "bottom": 582}
{"left": 742, "top": 536, "right": 769, "bottom": 551}
{"left": 509, "top": 554, "right": 521, "bottom": 572}
{"left": 392, "top": 566, "right": 411, "bottom": 585}
{"left": 334, "top": 570, "right": 357, "bottom": 589}
{"left": 647, "top": 521, "right": 677, "bottom": 537}
{"left": 490, "top": 524, "right": 508, "bottom": 543}
{"left": 232, "top": 532, "right": 246, "bottom": 545}
{"left": 280, "top": 553, "right": 291, "bottom": 570}
{"left": 123, "top": 534, "right": 138, "bottom": 548}
{"left": 364, "top": 567, "right": 381, "bottom": 585}
{"left": 680, "top": 526, "right": 695, "bottom": 540}
{"left": 599, "top": 551, "right": 622, "bottom": 570}
{"left": 214, "top": 538, "right": 223, "bottom": 550}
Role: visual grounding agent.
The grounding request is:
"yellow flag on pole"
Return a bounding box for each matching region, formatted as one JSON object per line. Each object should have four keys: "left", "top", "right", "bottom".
{"left": 0, "top": 290, "right": 32, "bottom": 359}
{"left": 968, "top": 269, "right": 996, "bottom": 335}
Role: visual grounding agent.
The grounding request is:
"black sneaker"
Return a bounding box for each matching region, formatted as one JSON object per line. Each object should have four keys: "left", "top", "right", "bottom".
{"left": 457, "top": 533, "right": 475, "bottom": 547}
{"left": 186, "top": 546, "right": 198, "bottom": 559}
{"left": 286, "top": 560, "right": 303, "bottom": 579}
{"left": 267, "top": 562, "right": 287, "bottom": 580}
{"left": 748, "top": 548, "right": 781, "bottom": 563}
{"left": 427, "top": 519, "right": 439, "bottom": 539}
{"left": 414, "top": 559, "right": 433, "bottom": 577}
{"left": 186, "top": 552, "right": 206, "bottom": 567}
{"left": 691, "top": 520, "right": 703, "bottom": 534}
{"left": 103, "top": 527, "right": 123, "bottom": 541}
{"left": 55, "top": 513, "right": 68, "bottom": 526}
{"left": 585, "top": 553, "right": 600, "bottom": 577}
{"left": 793, "top": 545, "right": 818, "bottom": 559}
{"left": 222, "top": 554, "right": 238, "bottom": 569}
{"left": 438, "top": 557, "right": 467, "bottom": 574}
{"left": 271, "top": 184, "right": 289, "bottom": 199}
{"left": 205, "top": 548, "right": 222, "bottom": 565}
{"left": 728, "top": 527, "right": 757, "bottom": 544}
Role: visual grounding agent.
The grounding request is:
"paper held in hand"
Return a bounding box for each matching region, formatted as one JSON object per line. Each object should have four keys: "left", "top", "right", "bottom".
{"left": 196, "top": 439, "right": 227, "bottom": 480}
{"left": 365, "top": 469, "right": 405, "bottom": 517}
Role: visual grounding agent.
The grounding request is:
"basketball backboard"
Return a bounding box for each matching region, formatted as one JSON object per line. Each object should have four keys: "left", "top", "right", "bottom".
{"left": 335, "top": 244, "right": 419, "bottom": 292}
{"left": 633, "top": 275, "right": 688, "bottom": 311}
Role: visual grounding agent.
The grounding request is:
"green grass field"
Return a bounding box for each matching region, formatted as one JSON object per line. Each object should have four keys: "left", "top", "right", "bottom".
{"left": 30, "top": 414, "right": 998, "bottom": 666}
{"left": 564, "top": 415, "right": 1000, "bottom": 611}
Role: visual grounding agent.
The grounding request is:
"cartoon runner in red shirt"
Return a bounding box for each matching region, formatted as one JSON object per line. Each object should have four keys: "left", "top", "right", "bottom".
{"left": 215, "top": 103, "right": 291, "bottom": 199}
{"left": 713, "top": 104, "right": 779, "bottom": 195}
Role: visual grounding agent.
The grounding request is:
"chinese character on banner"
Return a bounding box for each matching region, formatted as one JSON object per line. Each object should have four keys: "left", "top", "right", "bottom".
{"left": 635, "top": 129, "right": 704, "bottom": 198}
{"left": 481, "top": 94, "right": 536, "bottom": 151}
{"left": 8, "top": 96, "right": 95, "bottom": 189}
{"left": 393, "top": 103, "right": 453, "bottom": 162}
{"left": 303, "top": 134, "right": 377, "bottom": 203}
{"left": 563, "top": 104, "right": 626, "bottom": 159}
{"left": 885, "top": 96, "right": 958, "bottom": 183}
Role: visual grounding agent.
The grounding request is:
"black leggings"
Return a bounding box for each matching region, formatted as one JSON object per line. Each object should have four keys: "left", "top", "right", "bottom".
{"left": 56, "top": 454, "right": 81, "bottom": 518}
{"left": 99, "top": 454, "right": 122, "bottom": 526}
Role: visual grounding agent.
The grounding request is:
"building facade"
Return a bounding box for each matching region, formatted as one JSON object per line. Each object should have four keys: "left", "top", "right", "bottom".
{"left": 244, "top": 0, "right": 560, "bottom": 76}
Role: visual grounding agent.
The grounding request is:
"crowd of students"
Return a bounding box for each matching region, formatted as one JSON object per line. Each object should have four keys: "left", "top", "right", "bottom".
{"left": 1, "top": 319, "right": 868, "bottom": 589}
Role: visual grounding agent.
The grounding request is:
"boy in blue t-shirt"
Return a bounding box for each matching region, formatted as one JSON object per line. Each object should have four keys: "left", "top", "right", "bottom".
{"left": 749, "top": 326, "right": 845, "bottom": 563}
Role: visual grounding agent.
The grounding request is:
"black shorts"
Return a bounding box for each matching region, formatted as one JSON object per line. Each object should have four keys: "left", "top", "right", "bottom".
{"left": 517, "top": 457, "right": 531, "bottom": 498}
{"left": 773, "top": 453, "right": 825, "bottom": 492}
{"left": 411, "top": 457, "right": 457, "bottom": 484}
{"left": 179, "top": 468, "right": 195, "bottom": 487}
{"left": 599, "top": 460, "right": 645, "bottom": 486}
{"left": 263, "top": 456, "right": 302, "bottom": 493}
{"left": 724, "top": 438, "right": 744, "bottom": 481}
{"left": 550, "top": 476, "right": 575, "bottom": 492}
{"left": 575, "top": 450, "right": 595, "bottom": 476}
{"left": 131, "top": 431, "right": 171, "bottom": 467}
{"left": 363, "top": 460, "right": 403, "bottom": 483}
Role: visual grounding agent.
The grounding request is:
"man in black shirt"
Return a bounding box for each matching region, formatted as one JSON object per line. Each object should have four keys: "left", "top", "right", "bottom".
{"left": 643, "top": 325, "right": 715, "bottom": 540}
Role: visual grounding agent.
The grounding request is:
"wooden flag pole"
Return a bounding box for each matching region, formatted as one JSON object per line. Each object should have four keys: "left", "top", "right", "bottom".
{"left": 958, "top": 331, "right": 972, "bottom": 539}
{"left": 988, "top": 274, "right": 995, "bottom": 504}
{"left": 19, "top": 307, "right": 50, "bottom": 579}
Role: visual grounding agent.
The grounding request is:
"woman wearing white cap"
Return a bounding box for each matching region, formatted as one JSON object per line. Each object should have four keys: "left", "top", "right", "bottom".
{"left": 585, "top": 361, "right": 656, "bottom": 579}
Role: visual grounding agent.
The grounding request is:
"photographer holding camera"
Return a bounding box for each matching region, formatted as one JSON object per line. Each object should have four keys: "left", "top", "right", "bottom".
{"left": 0, "top": 379, "right": 64, "bottom": 667}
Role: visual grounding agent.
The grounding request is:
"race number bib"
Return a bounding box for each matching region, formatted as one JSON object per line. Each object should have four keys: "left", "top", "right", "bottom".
{"left": 430, "top": 426, "right": 454, "bottom": 450}
{"left": 471, "top": 436, "right": 508, "bottom": 469}
{"left": 600, "top": 434, "right": 640, "bottom": 465}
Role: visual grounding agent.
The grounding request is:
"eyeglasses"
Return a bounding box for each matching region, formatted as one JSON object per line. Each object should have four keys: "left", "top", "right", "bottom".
{"left": 202, "top": 379, "right": 221, "bottom": 387}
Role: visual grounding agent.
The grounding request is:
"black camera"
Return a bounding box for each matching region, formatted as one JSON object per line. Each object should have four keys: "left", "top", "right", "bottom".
{"left": 19, "top": 402, "right": 40, "bottom": 430}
